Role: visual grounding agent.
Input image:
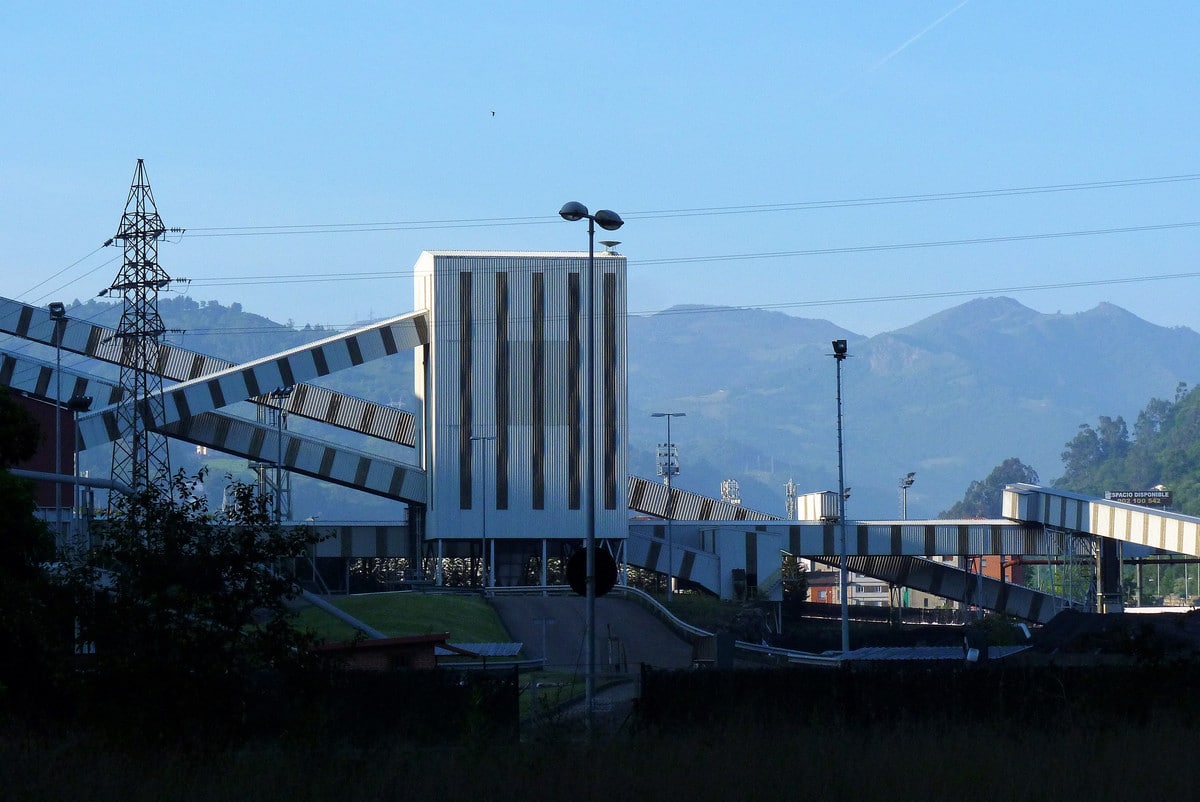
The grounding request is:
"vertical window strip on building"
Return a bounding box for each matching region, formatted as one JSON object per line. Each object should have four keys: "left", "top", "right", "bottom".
{"left": 495, "top": 271, "right": 509, "bottom": 510}
{"left": 531, "top": 272, "right": 545, "bottom": 510}
{"left": 458, "top": 271, "right": 473, "bottom": 509}
{"left": 603, "top": 271, "right": 618, "bottom": 510}
{"left": 567, "top": 271, "right": 581, "bottom": 510}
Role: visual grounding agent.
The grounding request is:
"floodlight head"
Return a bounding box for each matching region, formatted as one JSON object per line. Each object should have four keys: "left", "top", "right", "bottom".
{"left": 48, "top": 302, "right": 66, "bottom": 319}
{"left": 593, "top": 209, "right": 624, "bottom": 231}
{"left": 832, "top": 339, "right": 848, "bottom": 356}
{"left": 559, "top": 201, "right": 588, "bottom": 222}
{"left": 67, "top": 394, "right": 93, "bottom": 413}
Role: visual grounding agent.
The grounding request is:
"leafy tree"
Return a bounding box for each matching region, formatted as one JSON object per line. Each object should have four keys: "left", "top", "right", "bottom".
{"left": 66, "top": 471, "right": 325, "bottom": 736}
{"left": 0, "top": 388, "right": 68, "bottom": 700}
{"left": 1059, "top": 415, "right": 1131, "bottom": 492}
{"left": 940, "top": 457, "right": 1039, "bottom": 518}
{"left": 1053, "top": 386, "right": 1200, "bottom": 514}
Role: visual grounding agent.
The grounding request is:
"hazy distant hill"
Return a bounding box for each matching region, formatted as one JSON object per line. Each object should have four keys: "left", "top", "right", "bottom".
{"left": 627, "top": 297, "right": 1200, "bottom": 519}
{"left": 66, "top": 295, "right": 1200, "bottom": 521}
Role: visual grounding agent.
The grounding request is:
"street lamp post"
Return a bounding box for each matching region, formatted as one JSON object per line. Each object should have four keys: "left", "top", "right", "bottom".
{"left": 470, "top": 434, "right": 496, "bottom": 588}
{"left": 900, "top": 472, "right": 916, "bottom": 520}
{"left": 830, "top": 339, "right": 850, "bottom": 654}
{"left": 269, "top": 385, "right": 294, "bottom": 523}
{"left": 48, "top": 302, "right": 67, "bottom": 542}
{"left": 652, "top": 412, "right": 685, "bottom": 599}
{"left": 66, "top": 394, "right": 93, "bottom": 550}
{"left": 558, "top": 200, "right": 624, "bottom": 727}
{"left": 896, "top": 472, "right": 916, "bottom": 623}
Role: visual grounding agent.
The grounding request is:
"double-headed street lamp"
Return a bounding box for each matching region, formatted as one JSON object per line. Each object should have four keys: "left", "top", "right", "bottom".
{"left": 652, "top": 411, "right": 685, "bottom": 599}
{"left": 830, "top": 339, "right": 850, "bottom": 654}
{"left": 558, "top": 200, "right": 624, "bottom": 727}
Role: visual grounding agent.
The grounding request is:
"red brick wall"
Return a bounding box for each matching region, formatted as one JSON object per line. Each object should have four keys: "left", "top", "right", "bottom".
{"left": 11, "top": 393, "right": 76, "bottom": 508}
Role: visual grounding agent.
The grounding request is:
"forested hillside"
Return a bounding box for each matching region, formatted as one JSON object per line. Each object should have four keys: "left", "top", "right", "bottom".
{"left": 1056, "top": 382, "right": 1200, "bottom": 514}
{"left": 940, "top": 383, "right": 1200, "bottom": 519}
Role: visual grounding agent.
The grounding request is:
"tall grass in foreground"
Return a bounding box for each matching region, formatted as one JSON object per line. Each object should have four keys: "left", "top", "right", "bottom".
{"left": 4, "top": 716, "right": 1196, "bottom": 802}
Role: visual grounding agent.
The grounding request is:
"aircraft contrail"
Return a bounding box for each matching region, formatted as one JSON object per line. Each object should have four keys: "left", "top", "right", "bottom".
{"left": 872, "top": 0, "right": 971, "bottom": 70}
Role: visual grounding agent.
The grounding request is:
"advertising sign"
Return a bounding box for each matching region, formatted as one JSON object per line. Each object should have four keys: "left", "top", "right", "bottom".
{"left": 1104, "top": 489, "right": 1173, "bottom": 507}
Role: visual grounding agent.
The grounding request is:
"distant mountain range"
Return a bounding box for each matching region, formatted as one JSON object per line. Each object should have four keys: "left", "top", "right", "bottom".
{"left": 58, "top": 295, "right": 1200, "bottom": 521}
{"left": 626, "top": 297, "right": 1200, "bottom": 519}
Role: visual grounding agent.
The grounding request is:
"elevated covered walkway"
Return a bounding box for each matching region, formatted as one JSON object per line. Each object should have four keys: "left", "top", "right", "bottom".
{"left": 0, "top": 349, "right": 427, "bottom": 504}
{"left": 0, "top": 296, "right": 424, "bottom": 447}
{"left": 1004, "top": 483, "right": 1200, "bottom": 557}
{"left": 626, "top": 476, "right": 1068, "bottom": 622}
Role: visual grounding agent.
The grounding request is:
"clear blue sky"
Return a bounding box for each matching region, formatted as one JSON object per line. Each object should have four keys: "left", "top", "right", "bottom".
{"left": 4, "top": 2, "right": 1198, "bottom": 337}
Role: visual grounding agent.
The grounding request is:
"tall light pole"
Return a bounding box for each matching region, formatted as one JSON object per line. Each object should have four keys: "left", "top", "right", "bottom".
{"left": 830, "top": 339, "right": 850, "bottom": 654}
{"left": 897, "top": 471, "right": 916, "bottom": 622}
{"left": 48, "top": 302, "right": 66, "bottom": 542}
{"left": 652, "top": 411, "right": 685, "bottom": 599}
{"left": 470, "top": 434, "right": 496, "bottom": 588}
{"left": 559, "top": 200, "right": 624, "bottom": 727}
{"left": 269, "top": 385, "right": 294, "bottom": 523}
{"left": 67, "top": 394, "right": 93, "bottom": 550}
{"left": 900, "top": 472, "right": 915, "bottom": 520}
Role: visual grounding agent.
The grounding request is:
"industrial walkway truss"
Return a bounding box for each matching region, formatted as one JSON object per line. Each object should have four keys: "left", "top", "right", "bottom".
{"left": 10, "top": 294, "right": 1200, "bottom": 622}
{"left": 0, "top": 297, "right": 425, "bottom": 447}
{"left": 627, "top": 475, "right": 1078, "bottom": 623}
{"left": 0, "top": 297, "right": 430, "bottom": 504}
{"left": 1003, "top": 482, "right": 1200, "bottom": 559}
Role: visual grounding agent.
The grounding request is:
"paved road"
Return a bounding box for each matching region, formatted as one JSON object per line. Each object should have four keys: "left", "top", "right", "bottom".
{"left": 489, "top": 594, "right": 695, "bottom": 673}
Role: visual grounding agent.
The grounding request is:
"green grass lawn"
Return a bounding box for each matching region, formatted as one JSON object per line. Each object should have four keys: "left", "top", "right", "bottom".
{"left": 294, "top": 592, "right": 513, "bottom": 644}
{"left": 294, "top": 592, "right": 599, "bottom": 719}
{"left": 660, "top": 592, "right": 742, "bottom": 631}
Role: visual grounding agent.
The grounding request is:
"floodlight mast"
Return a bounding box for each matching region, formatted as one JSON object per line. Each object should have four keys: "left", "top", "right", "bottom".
{"left": 49, "top": 302, "right": 66, "bottom": 542}
{"left": 900, "top": 472, "right": 916, "bottom": 519}
{"left": 831, "top": 339, "right": 850, "bottom": 654}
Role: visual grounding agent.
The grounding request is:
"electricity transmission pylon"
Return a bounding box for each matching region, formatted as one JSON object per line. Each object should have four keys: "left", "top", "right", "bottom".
{"left": 104, "top": 159, "right": 172, "bottom": 494}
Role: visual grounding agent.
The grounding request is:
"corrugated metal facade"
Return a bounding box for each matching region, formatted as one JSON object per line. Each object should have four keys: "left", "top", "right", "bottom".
{"left": 415, "top": 252, "right": 628, "bottom": 542}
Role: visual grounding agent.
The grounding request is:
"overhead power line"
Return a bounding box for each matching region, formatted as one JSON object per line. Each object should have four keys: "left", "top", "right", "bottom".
{"left": 181, "top": 219, "right": 1200, "bottom": 288}
{"left": 177, "top": 172, "right": 1200, "bottom": 237}
{"left": 25, "top": 169, "right": 1200, "bottom": 332}
{"left": 635, "top": 221, "right": 1200, "bottom": 266}
{"left": 165, "top": 267, "right": 1200, "bottom": 336}
{"left": 634, "top": 271, "right": 1200, "bottom": 317}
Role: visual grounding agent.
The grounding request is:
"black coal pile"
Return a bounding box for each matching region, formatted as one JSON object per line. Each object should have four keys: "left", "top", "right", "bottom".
{"left": 1029, "top": 608, "right": 1200, "bottom": 662}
